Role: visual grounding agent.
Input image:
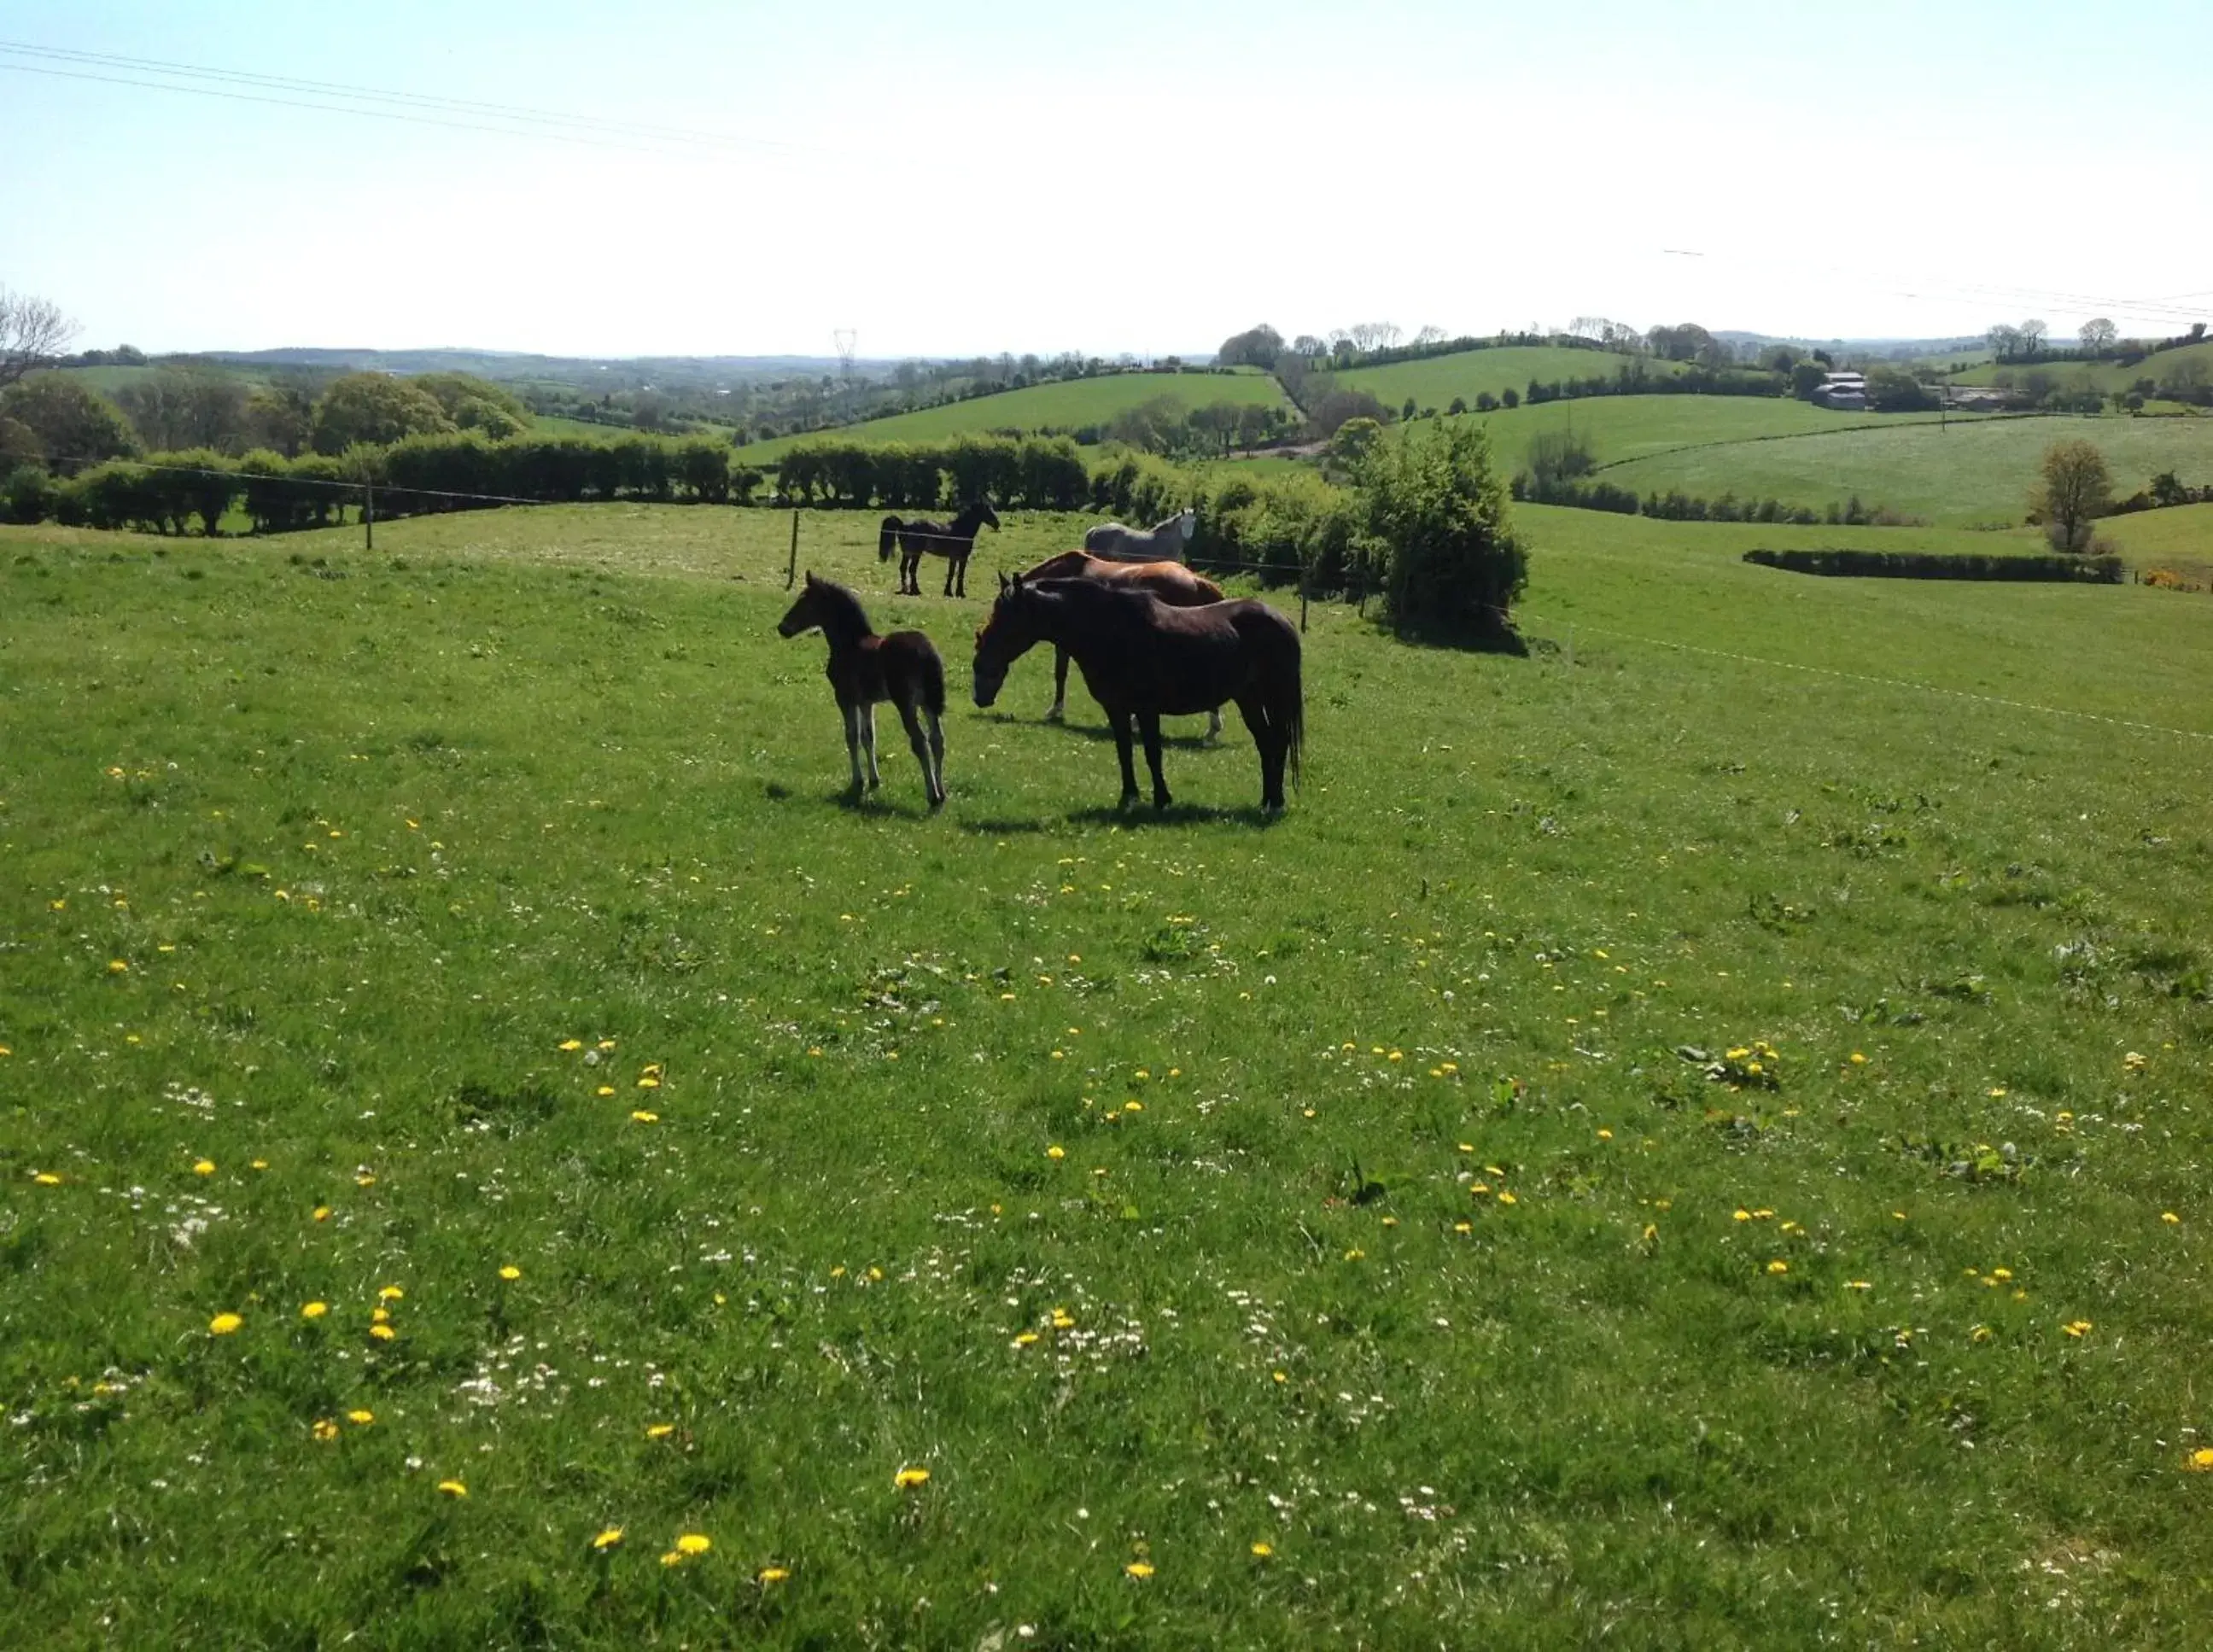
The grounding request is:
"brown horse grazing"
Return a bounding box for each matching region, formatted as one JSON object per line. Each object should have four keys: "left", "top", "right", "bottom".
{"left": 1020, "top": 550, "right": 1227, "bottom": 740}
{"left": 973, "top": 574, "right": 1302, "bottom": 814}
{"left": 778, "top": 573, "right": 947, "bottom": 808}
{"left": 878, "top": 499, "right": 1000, "bottom": 598}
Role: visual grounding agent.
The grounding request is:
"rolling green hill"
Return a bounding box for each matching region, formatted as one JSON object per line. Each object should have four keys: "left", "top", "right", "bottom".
{"left": 1444, "top": 394, "right": 1942, "bottom": 473}
{"left": 1948, "top": 339, "right": 2213, "bottom": 394}
{"left": 1312, "top": 346, "right": 1683, "bottom": 411}
{"left": 736, "top": 371, "right": 1291, "bottom": 461}
{"left": 2094, "top": 500, "right": 2213, "bottom": 572}
{"left": 1594, "top": 413, "right": 2213, "bottom": 526}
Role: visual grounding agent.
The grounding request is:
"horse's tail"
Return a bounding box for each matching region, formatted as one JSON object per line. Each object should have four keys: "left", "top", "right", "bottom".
{"left": 919, "top": 641, "right": 946, "bottom": 718}
{"left": 879, "top": 517, "right": 901, "bottom": 561}
{"left": 1267, "top": 611, "right": 1304, "bottom": 791}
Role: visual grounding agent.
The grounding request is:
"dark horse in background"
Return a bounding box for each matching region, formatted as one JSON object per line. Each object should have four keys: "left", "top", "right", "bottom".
{"left": 879, "top": 499, "right": 1000, "bottom": 598}
{"left": 1019, "top": 550, "right": 1227, "bottom": 741}
{"left": 973, "top": 574, "right": 1303, "bottom": 813}
{"left": 778, "top": 573, "right": 948, "bottom": 808}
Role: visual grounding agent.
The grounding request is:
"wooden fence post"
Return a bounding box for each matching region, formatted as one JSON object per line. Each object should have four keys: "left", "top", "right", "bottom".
{"left": 785, "top": 510, "right": 799, "bottom": 589}
{"left": 365, "top": 482, "right": 374, "bottom": 552}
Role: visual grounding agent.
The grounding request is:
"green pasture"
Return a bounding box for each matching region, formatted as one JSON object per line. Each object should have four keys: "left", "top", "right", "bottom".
{"left": 1450, "top": 393, "right": 1933, "bottom": 473}
{"left": 1314, "top": 346, "right": 1682, "bottom": 411}
{"left": 734, "top": 372, "right": 1289, "bottom": 463}
{"left": 2097, "top": 502, "right": 2213, "bottom": 578}
{"left": 1596, "top": 413, "right": 2213, "bottom": 527}
{"left": 4, "top": 500, "right": 2213, "bottom": 1647}
{"left": 1947, "top": 340, "right": 2213, "bottom": 394}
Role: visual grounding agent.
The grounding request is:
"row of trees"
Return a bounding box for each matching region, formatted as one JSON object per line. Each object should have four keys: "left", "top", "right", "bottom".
{"left": 0, "top": 431, "right": 763, "bottom": 534}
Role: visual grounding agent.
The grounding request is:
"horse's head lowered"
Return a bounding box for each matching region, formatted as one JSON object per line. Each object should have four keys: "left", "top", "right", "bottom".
{"left": 972, "top": 571, "right": 1042, "bottom": 707}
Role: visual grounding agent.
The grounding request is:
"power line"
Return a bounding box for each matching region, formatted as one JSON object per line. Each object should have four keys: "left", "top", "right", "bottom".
{"left": 0, "top": 40, "right": 843, "bottom": 161}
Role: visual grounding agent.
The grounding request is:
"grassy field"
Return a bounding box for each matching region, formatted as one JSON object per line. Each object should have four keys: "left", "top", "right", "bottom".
{"left": 1595, "top": 414, "right": 2213, "bottom": 526}
{"left": 4, "top": 500, "right": 2213, "bottom": 1647}
{"left": 1310, "top": 347, "right": 1682, "bottom": 412}
{"left": 736, "top": 373, "right": 1290, "bottom": 463}
{"left": 1947, "top": 340, "right": 2213, "bottom": 394}
{"left": 1445, "top": 394, "right": 1941, "bottom": 474}
{"left": 2095, "top": 502, "right": 2213, "bottom": 583}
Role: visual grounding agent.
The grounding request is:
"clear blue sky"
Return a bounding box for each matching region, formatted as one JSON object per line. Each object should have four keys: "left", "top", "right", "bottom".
{"left": 3, "top": 0, "right": 2207, "bottom": 358}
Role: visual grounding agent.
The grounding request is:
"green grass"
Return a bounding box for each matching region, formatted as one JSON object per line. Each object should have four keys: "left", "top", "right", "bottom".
{"left": 1314, "top": 346, "right": 1683, "bottom": 411}
{"left": 1595, "top": 414, "right": 2213, "bottom": 526}
{"left": 735, "top": 372, "right": 1290, "bottom": 462}
{"left": 1948, "top": 340, "right": 2213, "bottom": 394}
{"left": 5, "top": 501, "right": 2213, "bottom": 1646}
{"left": 2095, "top": 502, "right": 2213, "bottom": 580}
{"left": 1446, "top": 394, "right": 1941, "bottom": 473}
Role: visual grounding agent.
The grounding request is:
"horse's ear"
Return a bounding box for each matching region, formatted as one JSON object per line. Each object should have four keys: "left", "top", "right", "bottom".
{"left": 998, "top": 572, "right": 1010, "bottom": 595}
{"left": 804, "top": 569, "right": 818, "bottom": 586}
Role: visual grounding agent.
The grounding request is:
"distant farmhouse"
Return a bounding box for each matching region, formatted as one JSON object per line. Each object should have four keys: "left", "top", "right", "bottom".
{"left": 1813, "top": 371, "right": 1867, "bottom": 411}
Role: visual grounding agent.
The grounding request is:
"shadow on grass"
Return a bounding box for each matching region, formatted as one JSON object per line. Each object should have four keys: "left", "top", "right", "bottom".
{"left": 760, "top": 779, "right": 938, "bottom": 820}
{"left": 1066, "top": 801, "right": 1285, "bottom": 830}
{"left": 1387, "top": 619, "right": 1531, "bottom": 657}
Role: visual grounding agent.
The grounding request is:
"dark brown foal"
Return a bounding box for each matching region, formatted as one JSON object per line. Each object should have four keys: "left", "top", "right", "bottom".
{"left": 778, "top": 573, "right": 948, "bottom": 808}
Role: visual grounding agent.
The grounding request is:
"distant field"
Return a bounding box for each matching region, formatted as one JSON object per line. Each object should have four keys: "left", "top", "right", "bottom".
{"left": 2095, "top": 502, "right": 2213, "bottom": 581}
{"left": 1597, "top": 414, "right": 2213, "bottom": 527}
{"left": 1445, "top": 394, "right": 1931, "bottom": 474}
{"left": 736, "top": 371, "right": 1290, "bottom": 461}
{"left": 1313, "top": 346, "right": 1683, "bottom": 412}
{"left": 1948, "top": 339, "right": 2213, "bottom": 394}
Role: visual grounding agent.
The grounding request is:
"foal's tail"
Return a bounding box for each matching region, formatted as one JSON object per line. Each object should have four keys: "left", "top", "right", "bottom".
{"left": 879, "top": 517, "right": 901, "bottom": 561}
{"left": 918, "top": 641, "right": 947, "bottom": 718}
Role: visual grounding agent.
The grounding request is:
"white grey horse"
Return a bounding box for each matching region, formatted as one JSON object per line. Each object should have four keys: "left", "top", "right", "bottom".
{"left": 1083, "top": 508, "right": 1197, "bottom": 564}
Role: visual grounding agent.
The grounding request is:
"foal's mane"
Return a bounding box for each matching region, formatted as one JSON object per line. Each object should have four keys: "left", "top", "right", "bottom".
{"left": 806, "top": 576, "right": 874, "bottom": 638}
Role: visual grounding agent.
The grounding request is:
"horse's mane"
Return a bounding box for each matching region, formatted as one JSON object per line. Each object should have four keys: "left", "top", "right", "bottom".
{"left": 806, "top": 576, "right": 873, "bottom": 636}
{"left": 1023, "top": 550, "right": 1092, "bottom": 581}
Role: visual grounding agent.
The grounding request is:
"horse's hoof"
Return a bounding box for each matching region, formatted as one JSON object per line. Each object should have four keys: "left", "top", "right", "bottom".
{"left": 1043, "top": 707, "right": 1063, "bottom": 723}
{"left": 1153, "top": 794, "right": 1173, "bottom": 811}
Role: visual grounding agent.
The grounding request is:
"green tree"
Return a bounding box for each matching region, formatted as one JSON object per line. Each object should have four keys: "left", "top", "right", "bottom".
{"left": 311, "top": 373, "right": 456, "bottom": 454}
{"left": 0, "top": 373, "right": 139, "bottom": 472}
{"left": 1354, "top": 417, "right": 1527, "bottom": 637}
{"left": 2031, "top": 438, "right": 2111, "bottom": 551}
{"left": 245, "top": 385, "right": 315, "bottom": 457}
{"left": 1790, "top": 361, "right": 1829, "bottom": 400}
{"left": 2078, "top": 317, "right": 2118, "bottom": 353}
{"left": 1216, "top": 324, "right": 1284, "bottom": 370}
{"left": 1327, "top": 417, "right": 1383, "bottom": 470}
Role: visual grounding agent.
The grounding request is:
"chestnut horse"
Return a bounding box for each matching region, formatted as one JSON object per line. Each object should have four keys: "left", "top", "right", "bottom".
{"left": 778, "top": 573, "right": 947, "bottom": 807}
{"left": 1020, "top": 550, "right": 1226, "bottom": 740}
{"left": 878, "top": 499, "right": 1000, "bottom": 598}
{"left": 973, "top": 574, "right": 1302, "bottom": 814}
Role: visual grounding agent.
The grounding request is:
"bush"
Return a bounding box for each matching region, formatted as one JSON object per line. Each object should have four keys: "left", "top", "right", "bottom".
{"left": 1353, "top": 419, "right": 1527, "bottom": 636}
{"left": 2, "top": 463, "right": 55, "bottom": 523}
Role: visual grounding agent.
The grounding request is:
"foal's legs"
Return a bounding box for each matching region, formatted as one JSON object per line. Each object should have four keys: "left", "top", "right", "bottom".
{"left": 1205, "top": 707, "right": 1223, "bottom": 742}
{"left": 1045, "top": 645, "right": 1070, "bottom": 721}
{"left": 943, "top": 552, "right": 961, "bottom": 599}
{"left": 1138, "top": 711, "right": 1171, "bottom": 810}
{"left": 896, "top": 694, "right": 946, "bottom": 808}
{"left": 861, "top": 703, "right": 881, "bottom": 790}
{"left": 842, "top": 700, "right": 867, "bottom": 795}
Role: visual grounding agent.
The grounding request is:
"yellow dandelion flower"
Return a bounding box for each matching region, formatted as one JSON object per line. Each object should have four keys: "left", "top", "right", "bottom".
{"left": 1124, "top": 1100, "right": 1144, "bottom": 1113}
{"left": 1047, "top": 1145, "right": 1066, "bottom": 1159}
{"left": 630, "top": 1110, "right": 658, "bottom": 1124}
{"left": 1052, "top": 1309, "right": 1075, "bottom": 1328}
{"left": 757, "top": 1565, "right": 791, "bottom": 1584}
{"left": 312, "top": 1418, "right": 340, "bottom": 1441}
{"left": 1498, "top": 1191, "right": 1518, "bottom": 1205}
{"left": 1457, "top": 1143, "right": 1474, "bottom": 1154}
{"left": 1454, "top": 1221, "right": 1473, "bottom": 1234}
{"left": 301, "top": 1300, "right": 329, "bottom": 1320}
{"left": 1766, "top": 1260, "right": 1789, "bottom": 1275}
{"left": 1597, "top": 1128, "right": 1613, "bottom": 1141}
{"left": 2162, "top": 1211, "right": 2180, "bottom": 1224}
{"left": 1343, "top": 1248, "right": 1364, "bottom": 1261}
{"left": 894, "top": 1467, "right": 931, "bottom": 1490}
{"left": 371, "top": 1307, "right": 391, "bottom": 1324}
{"left": 1988, "top": 1088, "right": 2006, "bottom": 1098}
{"left": 499, "top": 1264, "right": 521, "bottom": 1281}
{"left": 1013, "top": 1331, "right": 1039, "bottom": 1347}
{"left": 34, "top": 1171, "right": 61, "bottom": 1187}
{"left": 596, "top": 1085, "right": 616, "bottom": 1096}
{"left": 2189, "top": 1449, "right": 2213, "bottom": 1473}
{"left": 193, "top": 1159, "right": 216, "bottom": 1176}
{"left": 1844, "top": 1281, "right": 1871, "bottom": 1292}
{"left": 1971, "top": 1325, "right": 1993, "bottom": 1342}
{"left": 108, "top": 960, "right": 129, "bottom": 973}
{"left": 597, "top": 1039, "right": 616, "bottom": 1051}
{"left": 378, "top": 1285, "right": 405, "bottom": 1302}
{"left": 346, "top": 1409, "right": 374, "bottom": 1426}
{"left": 354, "top": 1173, "right": 376, "bottom": 1188}
{"left": 1272, "top": 1370, "right": 1288, "bottom": 1384}
{"left": 2063, "top": 1320, "right": 2093, "bottom": 1338}
{"left": 1725, "top": 1047, "right": 1750, "bottom": 1060}
{"left": 370, "top": 1323, "right": 396, "bottom": 1341}
{"left": 436, "top": 1480, "right": 467, "bottom": 1498}
{"left": 646, "top": 1423, "right": 674, "bottom": 1439}
{"left": 208, "top": 1312, "right": 242, "bottom": 1335}
{"left": 674, "top": 1534, "right": 712, "bottom": 1556}
{"left": 312, "top": 1205, "right": 331, "bottom": 1222}
{"left": 659, "top": 1550, "right": 686, "bottom": 1567}
{"left": 1125, "top": 1562, "right": 1154, "bottom": 1579}
{"left": 1992, "top": 1268, "right": 2012, "bottom": 1281}
{"left": 636, "top": 1074, "right": 661, "bottom": 1090}
{"left": 593, "top": 1526, "right": 624, "bottom": 1550}
{"left": 1251, "top": 1541, "right": 1273, "bottom": 1557}
{"left": 558, "top": 1038, "right": 583, "bottom": 1052}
